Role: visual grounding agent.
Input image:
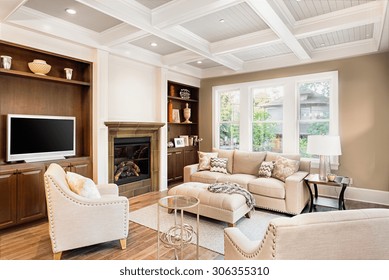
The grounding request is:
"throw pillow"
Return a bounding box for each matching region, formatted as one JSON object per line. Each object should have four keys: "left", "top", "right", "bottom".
{"left": 210, "top": 157, "right": 228, "bottom": 174}
{"left": 66, "top": 172, "right": 101, "bottom": 199}
{"left": 258, "top": 161, "right": 275, "bottom": 178}
{"left": 198, "top": 152, "right": 218, "bottom": 171}
{"left": 272, "top": 156, "right": 300, "bottom": 182}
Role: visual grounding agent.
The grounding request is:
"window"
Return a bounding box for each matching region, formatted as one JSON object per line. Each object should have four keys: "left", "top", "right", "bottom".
{"left": 213, "top": 71, "right": 339, "bottom": 168}
{"left": 252, "top": 86, "right": 284, "bottom": 152}
{"left": 216, "top": 89, "right": 240, "bottom": 150}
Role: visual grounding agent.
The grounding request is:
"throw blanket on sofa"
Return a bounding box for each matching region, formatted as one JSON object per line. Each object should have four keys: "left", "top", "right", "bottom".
{"left": 207, "top": 182, "right": 255, "bottom": 211}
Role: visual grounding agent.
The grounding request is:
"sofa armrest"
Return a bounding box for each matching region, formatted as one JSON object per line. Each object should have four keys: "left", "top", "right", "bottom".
{"left": 284, "top": 171, "right": 309, "bottom": 214}
{"left": 183, "top": 164, "right": 199, "bottom": 182}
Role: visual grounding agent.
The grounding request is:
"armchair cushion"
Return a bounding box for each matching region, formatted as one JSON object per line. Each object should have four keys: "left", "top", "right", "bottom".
{"left": 66, "top": 171, "right": 101, "bottom": 199}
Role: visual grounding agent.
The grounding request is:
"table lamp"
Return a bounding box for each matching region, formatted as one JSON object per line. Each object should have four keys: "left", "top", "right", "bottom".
{"left": 306, "top": 135, "right": 342, "bottom": 180}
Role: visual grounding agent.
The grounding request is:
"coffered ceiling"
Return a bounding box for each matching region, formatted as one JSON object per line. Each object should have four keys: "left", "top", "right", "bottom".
{"left": 1, "top": 0, "right": 388, "bottom": 78}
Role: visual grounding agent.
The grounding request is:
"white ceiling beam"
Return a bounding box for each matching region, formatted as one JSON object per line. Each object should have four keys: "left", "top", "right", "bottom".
{"left": 246, "top": 0, "right": 311, "bottom": 61}
{"left": 162, "top": 50, "right": 202, "bottom": 66}
{"left": 78, "top": 0, "right": 243, "bottom": 71}
{"left": 99, "top": 24, "right": 148, "bottom": 47}
{"left": 211, "top": 29, "right": 280, "bottom": 55}
{"left": 152, "top": 0, "right": 244, "bottom": 28}
{"left": 294, "top": 1, "right": 385, "bottom": 39}
{"left": 0, "top": 0, "right": 26, "bottom": 21}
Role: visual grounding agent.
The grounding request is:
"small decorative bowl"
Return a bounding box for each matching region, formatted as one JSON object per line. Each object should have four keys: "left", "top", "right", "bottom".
{"left": 28, "top": 59, "right": 51, "bottom": 75}
{"left": 327, "top": 173, "right": 336, "bottom": 182}
{"left": 180, "top": 89, "right": 190, "bottom": 99}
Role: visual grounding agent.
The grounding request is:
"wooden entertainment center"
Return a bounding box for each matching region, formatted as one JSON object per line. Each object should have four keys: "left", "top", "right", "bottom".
{"left": 0, "top": 40, "right": 93, "bottom": 229}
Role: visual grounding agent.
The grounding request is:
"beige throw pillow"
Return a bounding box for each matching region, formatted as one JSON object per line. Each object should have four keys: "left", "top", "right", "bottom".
{"left": 272, "top": 156, "right": 300, "bottom": 182}
{"left": 66, "top": 172, "right": 101, "bottom": 199}
{"left": 198, "top": 152, "right": 218, "bottom": 171}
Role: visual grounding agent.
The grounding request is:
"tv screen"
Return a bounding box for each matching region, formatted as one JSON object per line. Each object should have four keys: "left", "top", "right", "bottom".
{"left": 7, "top": 114, "right": 76, "bottom": 162}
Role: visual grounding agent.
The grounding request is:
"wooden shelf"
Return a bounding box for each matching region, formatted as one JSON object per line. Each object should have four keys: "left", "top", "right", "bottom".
{"left": 0, "top": 68, "right": 90, "bottom": 86}
{"left": 168, "top": 96, "right": 198, "bottom": 103}
{"left": 168, "top": 122, "right": 198, "bottom": 125}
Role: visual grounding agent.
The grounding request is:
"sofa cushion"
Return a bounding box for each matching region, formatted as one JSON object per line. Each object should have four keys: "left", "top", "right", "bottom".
{"left": 212, "top": 148, "right": 234, "bottom": 174}
{"left": 233, "top": 150, "right": 266, "bottom": 175}
{"left": 258, "top": 161, "right": 275, "bottom": 178}
{"left": 198, "top": 151, "right": 218, "bottom": 171}
{"left": 248, "top": 177, "right": 285, "bottom": 199}
{"left": 217, "top": 173, "right": 258, "bottom": 189}
{"left": 191, "top": 170, "right": 225, "bottom": 184}
{"left": 272, "top": 156, "right": 300, "bottom": 182}
{"left": 210, "top": 157, "right": 228, "bottom": 174}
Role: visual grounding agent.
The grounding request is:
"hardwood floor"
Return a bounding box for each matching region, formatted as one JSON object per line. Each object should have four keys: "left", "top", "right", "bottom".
{"left": 0, "top": 190, "right": 387, "bottom": 260}
{"left": 0, "top": 190, "right": 221, "bottom": 260}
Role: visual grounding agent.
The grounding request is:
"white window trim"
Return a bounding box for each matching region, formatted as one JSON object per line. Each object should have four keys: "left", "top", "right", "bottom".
{"left": 212, "top": 71, "right": 339, "bottom": 169}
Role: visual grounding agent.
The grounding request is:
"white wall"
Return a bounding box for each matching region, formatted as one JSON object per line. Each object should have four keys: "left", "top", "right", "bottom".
{"left": 107, "top": 55, "right": 160, "bottom": 121}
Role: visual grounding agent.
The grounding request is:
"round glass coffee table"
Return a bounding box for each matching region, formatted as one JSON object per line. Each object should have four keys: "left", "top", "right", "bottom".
{"left": 157, "top": 195, "right": 199, "bottom": 260}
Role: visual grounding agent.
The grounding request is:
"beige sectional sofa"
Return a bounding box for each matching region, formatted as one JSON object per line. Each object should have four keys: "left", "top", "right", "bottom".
{"left": 183, "top": 149, "right": 311, "bottom": 215}
{"left": 224, "top": 208, "right": 389, "bottom": 260}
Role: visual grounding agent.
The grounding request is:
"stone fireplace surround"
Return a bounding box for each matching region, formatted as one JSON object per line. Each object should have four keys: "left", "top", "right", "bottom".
{"left": 105, "top": 121, "right": 164, "bottom": 198}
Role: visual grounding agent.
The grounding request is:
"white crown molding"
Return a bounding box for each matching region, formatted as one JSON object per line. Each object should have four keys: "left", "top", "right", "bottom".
{"left": 0, "top": 0, "right": 26, "bottom": 21}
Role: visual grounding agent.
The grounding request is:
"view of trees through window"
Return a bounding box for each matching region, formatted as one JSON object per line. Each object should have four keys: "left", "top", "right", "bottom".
{"left": 213, "top": 71, "right": 337, "bottom": 158}
{"left": 219, "top": 90, "right": 240, "bottom": 150}
{"left": 252, "top": 86, "right": 283, "bottom": 152}
{"left": 299, "top": 80, "right": 330, "bottom": 157}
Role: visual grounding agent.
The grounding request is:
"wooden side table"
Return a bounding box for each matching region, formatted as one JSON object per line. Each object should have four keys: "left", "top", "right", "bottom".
{"left": 304, "top": 174, "right": 350, "bottom": 212}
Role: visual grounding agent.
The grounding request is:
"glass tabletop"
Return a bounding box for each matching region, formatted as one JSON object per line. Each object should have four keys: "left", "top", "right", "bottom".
{"left": 158, "top": 195, "right": 199, "bottom": 210}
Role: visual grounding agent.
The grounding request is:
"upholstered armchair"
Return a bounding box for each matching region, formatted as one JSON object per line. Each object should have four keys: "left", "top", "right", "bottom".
{"left": 224, "top": 208, "right": 389, "bottom": 260}
{"left": 44, "top": 163, "right": 129, "bottom": 260}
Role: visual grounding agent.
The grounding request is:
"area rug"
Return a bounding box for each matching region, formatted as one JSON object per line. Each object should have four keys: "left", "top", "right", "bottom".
{"left": 128, "top": 204, "right": 286, "bottom": 254}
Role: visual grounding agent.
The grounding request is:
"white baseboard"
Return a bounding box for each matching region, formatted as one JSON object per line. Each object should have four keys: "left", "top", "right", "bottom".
{"left": 317, "top": 184, "right": 389, "bottom": 206}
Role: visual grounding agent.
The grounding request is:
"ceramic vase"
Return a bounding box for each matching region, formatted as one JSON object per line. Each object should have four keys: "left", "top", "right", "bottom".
{"left": 183, "top": 103, "right": 192, "bottom": 123}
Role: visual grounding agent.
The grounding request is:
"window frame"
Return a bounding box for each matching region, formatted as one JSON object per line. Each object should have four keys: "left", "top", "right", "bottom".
{"left": 212, "top": 71, "right": 339, "bottom": 169}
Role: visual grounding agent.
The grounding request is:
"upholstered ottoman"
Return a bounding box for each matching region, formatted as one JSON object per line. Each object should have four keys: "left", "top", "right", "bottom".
{"left": 167, "top": 182, "right": 251, "bottom": 226}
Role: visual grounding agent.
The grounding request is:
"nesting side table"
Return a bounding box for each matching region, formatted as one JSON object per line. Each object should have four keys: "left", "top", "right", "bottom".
{"left": 304, "top": 174, "right": 350, "bottom": 212}
{"left": 157, "top": 195, "right": 199, "bottom": 260}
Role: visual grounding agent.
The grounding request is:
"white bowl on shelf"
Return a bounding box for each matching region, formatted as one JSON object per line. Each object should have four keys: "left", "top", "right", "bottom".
{"left": 28, "top": 59, "right": 51, "bottom": 75}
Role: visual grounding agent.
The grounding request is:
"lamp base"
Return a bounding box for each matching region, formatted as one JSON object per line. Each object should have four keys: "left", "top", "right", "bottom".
{"left": 318, "top": 155, "right": 331, "bottom": 181}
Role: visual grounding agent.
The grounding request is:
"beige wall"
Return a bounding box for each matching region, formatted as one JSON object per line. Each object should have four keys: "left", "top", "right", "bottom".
{"left": 199, "top": 52, "right": 389, "bottom": 192}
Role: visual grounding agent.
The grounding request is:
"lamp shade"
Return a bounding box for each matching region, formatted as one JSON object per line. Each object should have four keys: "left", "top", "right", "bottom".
{"left": 306, "top": 135, "right": 342, "bottom": 156}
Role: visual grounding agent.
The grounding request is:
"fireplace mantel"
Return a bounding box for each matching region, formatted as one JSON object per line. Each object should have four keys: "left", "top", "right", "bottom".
{"left": 105, "top": 121, "right": 165, "bottom": 197}
{"left": 105, "top": 121, "right": 165, "bottom": 130}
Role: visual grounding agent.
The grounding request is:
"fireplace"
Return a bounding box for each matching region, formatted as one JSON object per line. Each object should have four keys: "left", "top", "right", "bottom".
{"left": 105, "top": 121, "right": 164, "bottom": 198}
{"left": 114, "top": 137, "right": 150, "bottom": 185}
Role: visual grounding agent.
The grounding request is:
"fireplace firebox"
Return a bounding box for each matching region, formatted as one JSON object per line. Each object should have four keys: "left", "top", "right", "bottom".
{"left": 113, "top": 137, "right": 150, "bottom": 185}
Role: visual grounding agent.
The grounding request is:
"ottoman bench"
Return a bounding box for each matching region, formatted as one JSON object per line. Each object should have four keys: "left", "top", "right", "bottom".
{"left": 167, "top": 182, "right": 252, "bottom": 226}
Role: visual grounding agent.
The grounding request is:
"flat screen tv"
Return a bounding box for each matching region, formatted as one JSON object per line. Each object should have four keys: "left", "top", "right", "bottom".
{"left": 7, "top": 114, "right": 76, "bottom": 162}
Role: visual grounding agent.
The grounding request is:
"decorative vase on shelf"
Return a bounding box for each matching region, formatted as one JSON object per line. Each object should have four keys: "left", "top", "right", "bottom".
{"left": 168, "top": 100, "right": 173, "bottom": 122}
{"left": 169, "top": 84, "right": 175, "bottom": 96}
{"left": 183, "top": 103, "right": 192, "bottom": 123}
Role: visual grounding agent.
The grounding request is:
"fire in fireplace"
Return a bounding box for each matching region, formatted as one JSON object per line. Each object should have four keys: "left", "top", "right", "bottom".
{"left": 113, "top": 137, "right": 150, "bottom": 185}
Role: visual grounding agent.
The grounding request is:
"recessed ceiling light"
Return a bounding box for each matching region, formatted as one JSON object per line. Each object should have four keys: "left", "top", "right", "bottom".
{"left": 197, "top": 60, "right": 203, "bottom": 64}
{"left": 150, "top": 42, "right": 158, "bottom": 47}
{"left": 65, "top": 8, "right": 77, "bottom": 15}
{"left": 219, "top": 19, "right": 225, "bottom": 23}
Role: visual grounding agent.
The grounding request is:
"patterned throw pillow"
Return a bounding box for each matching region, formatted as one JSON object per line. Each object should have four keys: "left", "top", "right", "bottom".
{"left": 258, "top": 161, "right": 275, "bottom": 178}
{"left": 272, "top": 156, "right": 300, "bottom": 182}
{"left": 210, "top": 158, "right": 228, "bottom": 174}
{"left": 66, "top": 172, "right": 101, "bottom": 199}
{"left": 198, "top": 152, "right": 218, "bottom": 171}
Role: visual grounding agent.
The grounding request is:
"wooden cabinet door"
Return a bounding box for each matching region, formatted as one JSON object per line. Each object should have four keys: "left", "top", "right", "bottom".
{"left": 17, "top": 167, "right": 46, "bottom": 224}
{"left": 174, "top": 151, "right": 184, "bottom": 181}
{"left": 70, "top": 160, "right": 91, "bottom": 178}
{"left": 0, "top": 171, "right": 17, "bottom": 229}
{"left": 184, "top": 147, "right": 198, "bottom": 166}
{"left": 167, "top": 152, "right": 175, "bottom": 183}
